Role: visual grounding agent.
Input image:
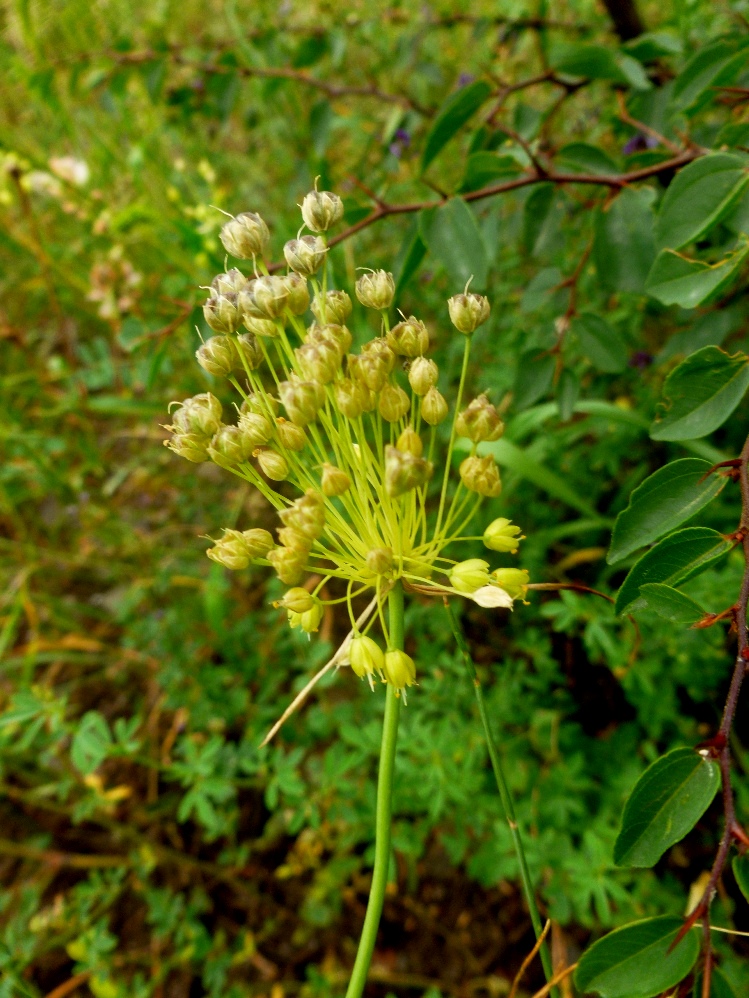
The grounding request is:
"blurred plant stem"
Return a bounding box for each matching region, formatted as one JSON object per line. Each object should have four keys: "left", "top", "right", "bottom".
{"left": 443, "top": 597, "right": 556, "bottom": 993}
{"left": 345, "top": 582, "right": 403, "bottom": 998}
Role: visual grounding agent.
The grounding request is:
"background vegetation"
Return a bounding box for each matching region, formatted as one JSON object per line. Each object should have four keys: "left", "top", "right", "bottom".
{"left": 2, "top": 1, "right": 749, "bottom": 996}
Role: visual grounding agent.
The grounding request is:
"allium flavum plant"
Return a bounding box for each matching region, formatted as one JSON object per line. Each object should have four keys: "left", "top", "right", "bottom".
{"left": 164, "top": 187, "right": 536, "bottom": 997}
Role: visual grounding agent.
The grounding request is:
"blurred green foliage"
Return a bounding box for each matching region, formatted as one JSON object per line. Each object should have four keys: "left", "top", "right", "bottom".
{"left": 2, "top": 1, "right": 749, "bottom": 996}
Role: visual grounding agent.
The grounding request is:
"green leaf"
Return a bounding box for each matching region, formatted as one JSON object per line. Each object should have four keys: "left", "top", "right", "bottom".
{"left": 594, "top": 188, "right": 656, "bottom": 293}
{"left": 556, "top": 369, "right": 579, "bottom": 423}
{"left": 393, "top": 216, "right": 427, "bottom": 299}
{"left": 655, "top": 154, "right": 749, "bottom": 250}
{"left": 421, "top": 79, "right": 493, "bottom": 172}
{"left": 672, "top": 41, "right": 746, "bottom": 112}
{"left": 523, "top": 183, "right": 555, "bottom": 254}
{"left": 572, "top": 313, "right": 628, "bottom": 373}
{"left": 71, "top": 710, "right": 113, "bottom": 775}
{"left": 732, "top": 853, "right": 749, "bottom": 904}
{"left": 614, "top": 747, "right": 720, "bottom": 867}
{"left": 608, "top": 458, "right": 726, "bottom": 564}
{"left": 519, "top": 267, "right": 564, "bottom": 313}
{"left": 459, "top": 151, "right": 522, "bottom": 192}
{"left": 512, "top": 349, "right": 555, "bottom": 411}
{"left": 552, "top": 44, "right": 650, "bottom": 90}
{"left": 615, "top": 527, "right": 732, "bottom": 614}
{"left": 557, "top": 142, "right": 618, "bottom": 175}
{"left": 638, "top": 584, "right": 706, "bottom": 624}
{"left": 623, "top": 31, "right": 683, "bottom": 63}
{"left": 646, "top": 243, "right": 749, "bottom": 308}
{"left": 650, "top": 345, "right": 749, "bottom": 441}
{"left": 419, "top": 199, "right": 488, "bottom": 290}
{"left": 574, "top": 916, "right": 699, "bottom": 998}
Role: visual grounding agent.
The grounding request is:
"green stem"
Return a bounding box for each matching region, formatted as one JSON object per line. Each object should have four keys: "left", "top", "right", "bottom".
{"left": 345, "top": 583, "right": 403, "bottom": 998}
{"left": 443, "top": 598, "right": 556, "bottom": 993}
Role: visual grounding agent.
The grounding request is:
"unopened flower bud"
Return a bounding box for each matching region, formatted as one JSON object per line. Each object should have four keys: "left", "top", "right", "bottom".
{"left": 383, "top": 649, "right": 416, "bottom": 691}
{"left": 240, "top": 276, "right": 289, "bottom": 321}
{"left": 459, "top": 455, "right": 502, "bottom": 497}
{"left": 420, "top": 387, "right": 449, "bottom": 426}
{"left": 456, "top": 395, "right": 504, "bottom": 443}
{"left": 164, "top": 432, "right": 210, "bottom": 463}
{"left": 276, "top": 587, "right": 316, "bottom": 613}
{"left": 321, "top": 463, "right": 351, "bottom": 497}
{"left": 366, "top": 548, "right": 393, "bottom": 576}
{"left": 277, "top": 526, "right": 313, "bottom": 553}
{"left": 211, "top": 268, "right": 247, "bottom": 295}
{"left": 408, "top": 357, "right": 438, "bottom": 396}
{"left": 387, "top": 316, "right": 429, "bottom": 357}
{"left": 279, "top": 490, "right": 326, "bottom": 539}
{"left": 267, "top": 546, "right": 307, "bottom": 585}
{"left": 206, "top": 527, "right": 273, "bottom": 570}
{"left": 384, "top": 445, "right": 433, "bottom": 498}
{"left": 241, "top": 393, "right": 279, "bottom": 418}
{"left": 171, "top": 393, "right": 223, "bottom": 436}
{"left": 307, "top": 322, "right": 352, "bottom": 357}
{"left": 301, "top": 188, "right": 344, "bottom": 232}
{"left": 355, "top": 270, "right": 395, "bottom": 310}
{"left": 283, "top": 235, "right": 327, "bottom": 276}
{"left": 450, "top": 559, "right": 490, "bottom": 594}
{"left": 349, "top": 635, "right": 385, "bottom": 679}
{"left": 243, "top": 314, "right": 280, "bottom": 338}
{"left": 448, "top": 291, "right": 490, "bottom": 334}
{"left": 396, "top": 427, "right": 423, "bottom": 458}
{"left": 334, "top": 377, "right": 369, "bottom": 419}
{"left": 483, "top": 518, "right": 524, "bottom": 553}
{"left": 255, "top": 447, "right": 289, "bottom": 481}
{"left": 362, "top": 337, "right": 396, "bottom": 371}
{"left": 378, "top": 383, "right": 410, "bottom": 423}
{"left": 203, "top": 294, "right": 243, "bottom": 335}
{"left": 235, "top": 332, "right": 264, "bottom": 371}
{"left": 208, "top": 424, "right": 251, "bottom": 467}
{"left": 311, "top": 289, "right": 352, "bottom": 325}
{"left": 196, "top": 335, "right": 237, "bottom": 378}
{"left": 238, "top": 411, "right": 272, "bottom": 449}
{"left": 491, "top": 568, "right": 530, "bottom": 599}
{"left": 288, "top": 602, "right": 325, "bottom": 634}
{"left": 283, "top": 273, "right": 311, "bottom": 315}
{"left": 296, "top": 340, "right": 341, "bottom": 384}
{"left": 353, "top": 352, "right": 389, "bottom": 393}
{"left": 276, "top": 418, "right": 306, "bottom": 451}
{"left": 278, "top": 375, "right": 326, "bottom": 426}
{"left": 220, "top": 211, "right": 270, "bottom": 260}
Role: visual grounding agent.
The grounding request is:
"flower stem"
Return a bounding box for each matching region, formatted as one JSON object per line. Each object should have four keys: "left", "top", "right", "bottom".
{"left": 443, "top": 598, "right": 556, "bottom": 993}
{"left": 345, "top": 582, "right": 404, "bottom": 998}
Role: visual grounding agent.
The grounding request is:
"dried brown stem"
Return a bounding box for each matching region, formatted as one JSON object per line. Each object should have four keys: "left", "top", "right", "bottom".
{"left": 509, "top": 919, "right": 552, "bottom": 998}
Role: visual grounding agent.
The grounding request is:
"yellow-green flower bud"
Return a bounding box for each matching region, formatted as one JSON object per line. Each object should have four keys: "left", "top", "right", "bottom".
{"left": 277, "top": 526, "right": 313, "bottom": 554}
{"left": 255, "top": 447, "right": 289, "bottom": 481}
{"left": 288, "top": 601, "right": 324, "bottom": 634}
{"left": 384, "top": 445, "right": 433, "bottom": 498}
{"left": 279, "top": 490, "right": 326, "bottom": 539}
{"left": 408, "top": 357, "right": 438, "bottom": 396}
{"left": 459, "top": 455, "right": 502, "bottom": 497}
{"left": 483, "top": 518, "right": 524, "bottom": 553}
{"left": 164, "top": 432, "right": 210, "bottom": 463}
{"left": 196, "top": 335, "right": 237, "bottom": 378}
{"left": 283, "top": 273, "right": 311, "bottom": 316}
{"left": 240, "top": 276, "right": 289, "bottom": 321}
{"left": 387, "top": 316, "right": 429, "bottom": 357}
{"left": 206, "top": 527, "right": 273, "bottom": 570}
{"left": 208, "top": 424, "right": 251, "bottom": 467}
{"left": 203, "top": 294, "right": 243, "bottom": 335}
{"left": 267, "top": 545, "right": 307, "bottom": 585}
{"left": 238, "top": 411, "right": 272, "bottom": 449}
{"left": 321, "top": 463, "right": 351, "bottom": 497}
{"left": 243, "top": 315, "right": 280, "bottom": 338}
{"left": 352, "top": 352, "right": 389, "bottom": 393}
{"left": 311, "top": 289, "right": 352, "bottom": 325}
{"left": 355, "top": 270, "right": 395, "bottom": 310}
{"left": 396, "top": 427, "right": 423, "bottom": 458}
{"left": 420, "top": 387, "right": 449, "bottom": 426}
{"left": 449, "top": 558, "right": 490, "bottom": 594}
{"left": 378, "top": 383, "right": 410, "bottom": 423}
{"left": 211, "top": 268, "right": 247, "bottom": 295}
{"left": 334, "top": 377, "right": 369, "bottom": 419}
{"left": 349, "top": 635, "right": 384, "bottom": 679}
{"left": 276, "top": 587, "right": 316, "bottom": 613}
{"left": 301, "top": 189, "right": 344, "bottom": 232}
{"left": 235, "top": 332, "right": 264, "bottom": 371}
{"left": 491, "top": 568, "right": 529, "bottom": 599}
{"left": 447, "top": 291, "right": 490, "bottom": 334}
{"left": 362, "top": 337, "right": 396, "bottom": 372}
{"left": 278, "top": 375, "right": 326, "bottom": 426}
{"left": 366, "top": 547, "right": 393, "bottom": 576}
{"left": 276, "top": 418, "right": 306, "bottom": 451}
{"left": 383, "top": 649, "right": 416, "bottom": 691}
{"left": 241, "top": 393, "right": 279, "bottom": 418}
{"left": 172, "top": 393, "right": 223, "bottom": 437}
{"left": 283, "top": 235, "right": 327, "bottom": 276}
{"left": 308, "top": 322, "right": 352, "bottom": 358}
{"left": 296, "top": 340, "right": 341, "bottom": 385}
{"left": 220, "top": 211, "right": 270, "bottom": 260}
{"left": 456, "top": 395, "right": 504, "bottom": 443}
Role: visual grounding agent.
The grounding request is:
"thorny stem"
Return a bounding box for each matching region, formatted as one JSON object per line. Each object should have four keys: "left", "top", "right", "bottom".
{"left": 345, "top": 582, "right": 403, "bottom": 998}
{"left": 442, "top": 598, "right": 556, "bottom": 994}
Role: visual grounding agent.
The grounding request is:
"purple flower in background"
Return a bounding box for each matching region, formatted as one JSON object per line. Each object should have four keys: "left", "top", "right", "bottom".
{"left": 623, "top": 133, "right": 659, "bottom": 155}
{"left": 389, "top": 128, "right": 411, "bottom": 159}
{"left": 458, "top": 72, "right": 475, "bottom": 87}
{"left": 629, "top": 350, "right": 653, "bottom": 370}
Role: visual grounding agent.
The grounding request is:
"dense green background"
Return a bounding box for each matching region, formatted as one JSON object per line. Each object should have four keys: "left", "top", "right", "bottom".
{"left": 2, "top": 1, "right": 749, "bottom": 996}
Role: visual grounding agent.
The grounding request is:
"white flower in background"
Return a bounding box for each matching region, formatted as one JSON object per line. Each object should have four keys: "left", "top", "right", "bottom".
{"left": 49, "top": 156, "right": 90, "bottom": 186}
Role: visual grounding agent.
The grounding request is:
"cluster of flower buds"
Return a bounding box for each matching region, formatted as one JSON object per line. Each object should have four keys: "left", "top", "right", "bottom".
{"left": 165, "top": 186, "right": 526, "bottom": 697}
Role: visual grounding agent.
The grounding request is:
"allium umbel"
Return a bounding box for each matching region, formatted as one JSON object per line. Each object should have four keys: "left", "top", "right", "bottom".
{"left": 164, "top": 189, "right": 528, "bottom": 696}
